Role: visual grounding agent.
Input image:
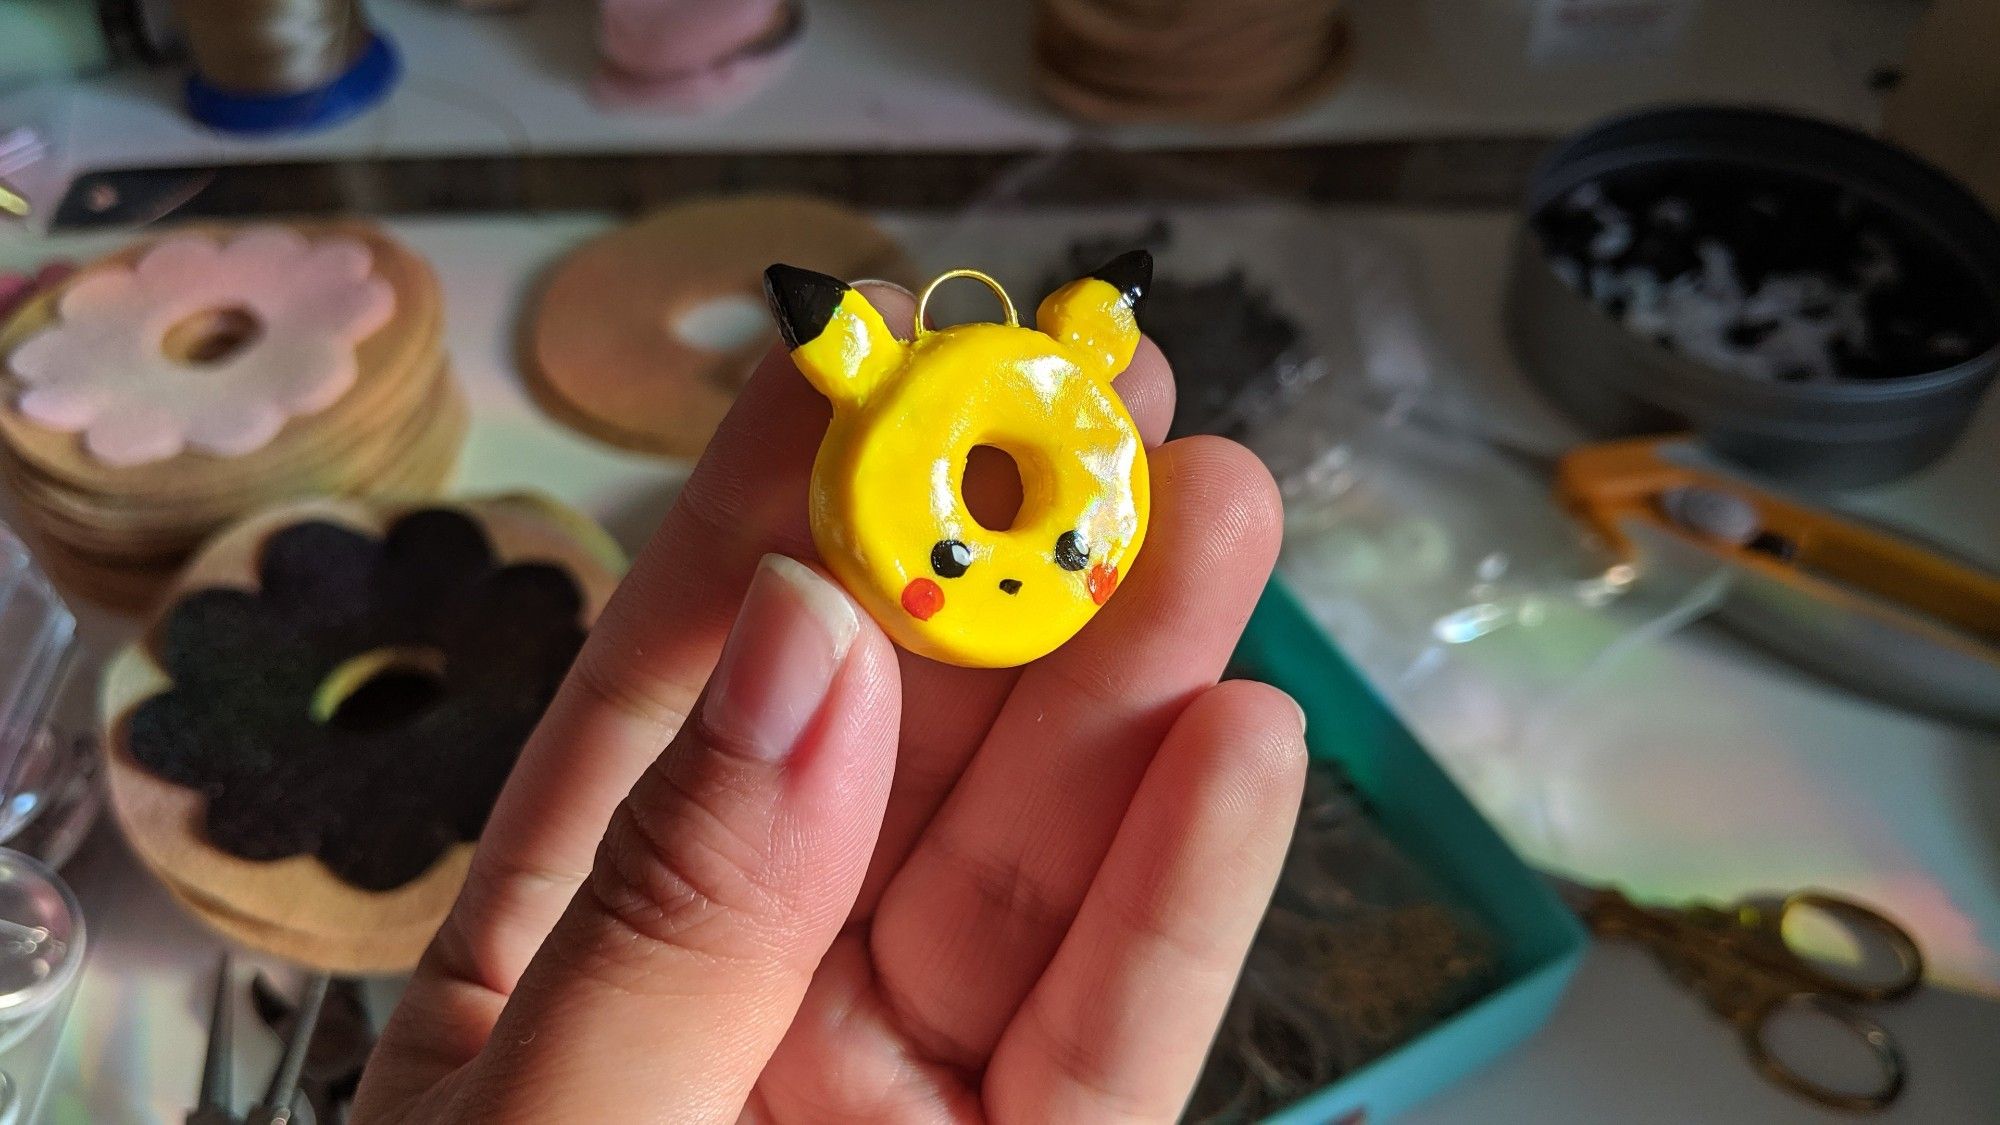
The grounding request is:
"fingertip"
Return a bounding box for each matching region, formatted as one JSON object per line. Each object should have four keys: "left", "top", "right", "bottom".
{"left": 1176, "top": 679, "right": 1309, "bottom": 812}
{"left": 1209, "top": 676, "right": 1308, "bottom": 738}
{"left": 1150, "top": 434, "right": 1285, "bottom": 578}
{"left": 853, "top": 279, "right": 918, "bottom": 339}
{"left": 1114, "top": 334, "right": 1176, "bottom": 447}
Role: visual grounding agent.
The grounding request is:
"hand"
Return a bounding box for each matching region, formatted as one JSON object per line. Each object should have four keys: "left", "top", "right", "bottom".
{"left": 353, "top": 283, "right": 1305, "bottom": 1123}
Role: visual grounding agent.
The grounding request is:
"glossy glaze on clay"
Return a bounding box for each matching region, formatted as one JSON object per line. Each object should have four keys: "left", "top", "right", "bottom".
{"left": 765, "top": 252, "right": 1153, "bottom": 667}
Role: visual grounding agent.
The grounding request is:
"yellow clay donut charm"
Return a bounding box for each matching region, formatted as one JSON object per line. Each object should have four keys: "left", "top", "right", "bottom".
{"left": 764, "top": 252, "right": 1153, "bottom": 668}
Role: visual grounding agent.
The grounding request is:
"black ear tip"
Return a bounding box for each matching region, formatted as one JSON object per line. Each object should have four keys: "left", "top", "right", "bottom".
{"left": 763, "top": 263, "right": 850, "bottom": 349}
{"left": 1088, "top": 249, "right": 1153, "bottom": 307}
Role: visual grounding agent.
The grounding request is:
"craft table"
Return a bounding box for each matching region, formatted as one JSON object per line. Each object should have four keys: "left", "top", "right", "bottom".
{"left": 6, "top": 0, "right": 1998, "bottom": 1119}
{"left": 4, "top": 206, "right": 1989, "bottom": 1124}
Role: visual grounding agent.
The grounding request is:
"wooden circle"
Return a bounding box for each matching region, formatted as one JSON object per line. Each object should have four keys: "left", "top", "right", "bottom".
{"left": 529, "top": 195, "right": 911, "bottom": 457}
{"left": 100, "top": 495, "right": 624, "bottom": 973}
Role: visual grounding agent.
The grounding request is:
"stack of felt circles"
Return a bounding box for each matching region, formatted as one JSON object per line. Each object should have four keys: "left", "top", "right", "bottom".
{"left": 1034, "top": 0, "right": 1350, "bottom": 125}
{"left": 99, "top": 495, "right": 625, "bottom": 974}
{"left": 594, "top": 0, "right": 805, "bottom": 112}
{"left": 0, "top": 222, "right": 463, "bottom": 610}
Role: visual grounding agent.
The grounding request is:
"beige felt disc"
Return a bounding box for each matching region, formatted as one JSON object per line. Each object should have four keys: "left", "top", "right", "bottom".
{"left": 5, "top": 355, "right": 437, "bottom": 533}
{"left": 0, "top": 222, "right": 443, "bottom": 497}
{"left": 6, "top": 354, "right": 458, "bottom": 553}
{"left": 10, "top": 376, "right": 462, "bottom": 607}
{"left": 529, "top": 195, "right": 912, "bottom": 458}
{"left": 160, "top": 845, "right": 469, "bottom": 976}
{"left": 3, "top": 315, "right": 446, "bottom": 524}
{"left": 12, "top": 362, "right": 467, "bottom": 611}
{"left": 100, "top": 494, "right": 624, "bottom": 973}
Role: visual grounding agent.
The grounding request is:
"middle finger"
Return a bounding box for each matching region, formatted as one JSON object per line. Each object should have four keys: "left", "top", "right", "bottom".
{"left": 871, "top": 434, "right": 1283, "bottom": 1068}
{"left": 857, "top": 332, "right": 1177, "bottom": 914}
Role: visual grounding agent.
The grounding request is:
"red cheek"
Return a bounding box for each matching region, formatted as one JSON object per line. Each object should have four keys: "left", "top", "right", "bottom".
{"left": 902, "top": 578, "right": 944, "bottom": 620}
{"left": 1087, "top": 563, "right": 1118, "bottom": 605}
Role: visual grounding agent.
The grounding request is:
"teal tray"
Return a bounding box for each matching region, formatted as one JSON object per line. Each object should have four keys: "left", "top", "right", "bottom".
{"left": 1229, "top": 579, "right": 1588, "bottom": 1123}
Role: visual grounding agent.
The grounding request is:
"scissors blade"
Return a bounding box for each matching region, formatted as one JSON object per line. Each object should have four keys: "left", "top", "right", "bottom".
{"left": 187, "top": 952, "right": 236, "bottom": 1125}
{"left": 245, "top": 973, "right": 329, "bottom": 1125}
{"left": 251, "top": 971, "right": 374, "bottom": 1123}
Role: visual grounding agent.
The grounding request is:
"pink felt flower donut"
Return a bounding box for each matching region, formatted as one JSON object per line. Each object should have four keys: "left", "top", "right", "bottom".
{"left": 6, "top": 228, "right": 393, "bottom": 467}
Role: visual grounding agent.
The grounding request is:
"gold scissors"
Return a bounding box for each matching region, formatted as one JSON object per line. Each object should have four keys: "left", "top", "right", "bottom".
{"left": 1560, "top": 881, "right": 1923, "bottom": 1113}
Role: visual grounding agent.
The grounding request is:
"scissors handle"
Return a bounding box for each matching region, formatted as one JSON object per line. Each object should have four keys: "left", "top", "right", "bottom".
{"left": 1742, "top": 992, "right": 1906, "bottom": 1113}
{"left": 1770, "top": 892, "right": 1924, "bottom": 1002}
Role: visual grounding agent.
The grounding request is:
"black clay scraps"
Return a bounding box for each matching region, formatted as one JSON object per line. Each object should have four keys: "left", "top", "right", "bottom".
{"left": 125, "top": 509, "right": 587, "bottom": 892}
{"left": 1048, "top": 221, "right": 1309, "bottom": 439}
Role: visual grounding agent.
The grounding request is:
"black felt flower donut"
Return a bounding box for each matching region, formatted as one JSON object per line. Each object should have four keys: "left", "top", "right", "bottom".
{"left": 125, "top": 508, "right": 588, "bottom": 892}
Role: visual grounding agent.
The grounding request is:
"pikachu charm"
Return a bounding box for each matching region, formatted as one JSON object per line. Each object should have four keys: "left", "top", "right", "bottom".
{"left": 764, "top": 252, "right": 1153, "bottom": 668}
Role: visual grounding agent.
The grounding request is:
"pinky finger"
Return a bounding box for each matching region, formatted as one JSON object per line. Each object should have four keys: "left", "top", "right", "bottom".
{"left": 983, "top": 679, "right": 1308, "bottom": 1123}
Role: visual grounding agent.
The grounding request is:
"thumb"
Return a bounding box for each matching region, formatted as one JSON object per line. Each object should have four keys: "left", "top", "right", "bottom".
{"left": 453, "top": 554, "right": 899, "bottom": 1122}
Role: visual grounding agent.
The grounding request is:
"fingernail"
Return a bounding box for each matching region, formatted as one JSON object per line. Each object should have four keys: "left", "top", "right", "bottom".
{"left": 849, "top": 279, "right": 913, "bottom": 298}
{"left": 701, "top": 555, "right": 860, "bottom": 762}
{"left": 1286, "top": 693, "right": 1308, "bottom": 737}
{"left": 851, "top": 280, "right": 917, "bottom": 338}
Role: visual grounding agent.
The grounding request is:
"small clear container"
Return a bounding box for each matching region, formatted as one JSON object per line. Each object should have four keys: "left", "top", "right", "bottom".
{"left": 0, "top": 849, "right": 84, "bottom": 1124}
{"left": 0, "top": 526, "right": 100, "bottom": 869}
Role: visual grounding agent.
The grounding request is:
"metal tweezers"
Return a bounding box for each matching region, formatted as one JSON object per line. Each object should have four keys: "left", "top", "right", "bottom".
{"left": 187, "top": 953, "right": 331, "bottom": 1125}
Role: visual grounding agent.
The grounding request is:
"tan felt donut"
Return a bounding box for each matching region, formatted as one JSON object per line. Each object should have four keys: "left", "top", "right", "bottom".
{"left": 529, "top": 195, "right": 912, "bottom": 458}
{"left": 5, "top": 354, "right": 458, "bottom": 548}
{"left": 100, "top": 495, "right": 623, "bottom": 973}
{"left": 160, "top": 871, "right": 452, "bottom": 976}
{"left": 27, "top": 371, "right": 468, "bottom": 612}
{"left": 0, "top": 222, "right": 441, "bottom": 494}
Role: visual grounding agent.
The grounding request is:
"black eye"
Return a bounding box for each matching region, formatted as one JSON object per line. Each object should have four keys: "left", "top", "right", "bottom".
{"left": 931, "top": 539, "right": 972, "bottom": 578}
{"left": 1054, "top": 531, "right": 1089, "bottom": 571}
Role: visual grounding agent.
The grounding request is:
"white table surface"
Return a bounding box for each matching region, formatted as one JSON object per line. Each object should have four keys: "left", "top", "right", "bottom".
{"left": 2, "top": 206, "right": 1989, "bottom": 1123}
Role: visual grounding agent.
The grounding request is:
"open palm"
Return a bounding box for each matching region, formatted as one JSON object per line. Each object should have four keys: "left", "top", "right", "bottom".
{"left": 354, "top": 284, "right": 1304, "bottom": 1123}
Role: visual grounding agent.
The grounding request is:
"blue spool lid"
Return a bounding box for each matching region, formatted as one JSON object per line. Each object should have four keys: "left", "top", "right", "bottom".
{"left": 185, "top": 32, "right": 400, "bottom": 136}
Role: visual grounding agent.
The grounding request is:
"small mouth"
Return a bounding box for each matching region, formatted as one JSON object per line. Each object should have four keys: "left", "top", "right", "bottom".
{"left": 998, "top": 578, "right": 1022, "bottom": 595}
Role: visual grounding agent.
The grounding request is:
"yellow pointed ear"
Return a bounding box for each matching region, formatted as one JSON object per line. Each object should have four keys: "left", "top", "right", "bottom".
{"left": 764, "top": 264, "right": 906, "bottom": 408}
{"left": 1036, "top": 250, "right": 1151, "bottom": 384}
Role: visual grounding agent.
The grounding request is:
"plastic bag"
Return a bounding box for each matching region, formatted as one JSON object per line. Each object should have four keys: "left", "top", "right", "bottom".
{"left": 917, "top": 148, "right": 1432, "bottom": 440}
{"left": 930, "top": 149, "right": 1728, "bottom": 858}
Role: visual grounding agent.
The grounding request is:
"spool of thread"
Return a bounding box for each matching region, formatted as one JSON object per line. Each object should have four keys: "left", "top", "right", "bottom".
{"left": 171, "top": 0, "right": 399, "bottom": 135}
{"left": 593, "top": 0, "right": 804, "bottom": 113}
{"left": 1034, "top": 0, "right": 1349, "bottom": 125}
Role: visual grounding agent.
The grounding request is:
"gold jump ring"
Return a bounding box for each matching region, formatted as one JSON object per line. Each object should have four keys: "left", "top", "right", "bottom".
{"left": 913, "top": 269, "right": 1019, "bottom": 337}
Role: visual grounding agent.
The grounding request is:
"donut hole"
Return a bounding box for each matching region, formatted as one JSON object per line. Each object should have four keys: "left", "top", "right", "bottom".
{"left": 963, "top": 444, "right": 1024, "bottom": 531}
{"left": 163, "top": 305, "right": 262, "bottom": 366}
{"left": 673, "top": 294, "right": 772, "bottom": 353}
{"left": 673, "top": 293, "right": 775, "bottom": 394}
{"left": 312, "top": 646, "right": 448, "bottom": 733}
